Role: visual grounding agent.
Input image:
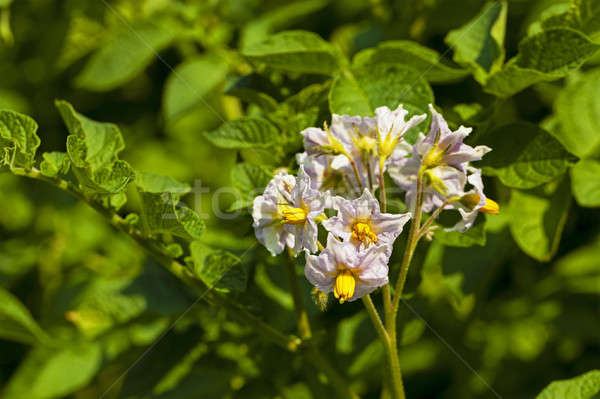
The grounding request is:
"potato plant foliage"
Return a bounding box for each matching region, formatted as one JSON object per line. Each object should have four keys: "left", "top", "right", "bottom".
{"left": 0, "top": 1, "right": 599, "bottom": 399}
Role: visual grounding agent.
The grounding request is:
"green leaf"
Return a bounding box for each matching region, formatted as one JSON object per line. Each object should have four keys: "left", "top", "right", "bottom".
{"left": 434, "top": 213, "right": 486, "bottom": 247}
{"left": 135, "top": 170, "right": 191, "bottom": 194}
{"left": 2, "top": 343, "right": 102, "bottom": 399}
{"left": 509, "top": 177, "right": 571, "bottom": 262}
{"left": 240, "top": 0, "right": 328, "bottom": 49}
{"left": 56, "top": 100, "right": 134, "bottom": 195}
{"left": 56, "top": 100, "right": 124, "bottom": 170}
{"left": 353, "top": 40, "right": 469, "bottom": 83}
{"left": 75, "top": 21, "right": 174, "bottom": 91}
{"left": 485, "top": 28, "right": 600, "bottom": 97}
{"left": 136, "top": 173, "right": 204, "bottom": 240}
{"left": 444, "top": 0, "right": 507, "bottom": 84}
{"left": 329, "top": 64, "right": 433, "bottom": 122}
{"left": 189, "top": 241, "right": 247, "bottom": 293}
{"left": 137, "top": 192, "right": 205, "bottom": 241}
{"left": 78, "top": 159, "right": 134, "bottom": 194}
{"left": 570, "top": 159, "right": 600, "bottom": 207}
{"left": 241, "top": 30, "right": 341, "bottom": 75}
{"left": 228, "top": 163, "right": 273, "bottom": 212}
{"left": 39, "top": 152, "right": 70, "bottom": 177}
{"left": 0, "top": 287, "right": 49, "bottom": 345}
{"left": 542, "top": 0, "right": 600, "bottom": 41}
{"left": 0, "top": 109, "right": 40, "bottom": 170}
{"left": 163, "top": 55, "right": 228, "bottom": 123}
{"left": 204, "top": 117, "right": 280, "bottom": 149}
{"left": 553, "top": 68, "right": 600, "bottom": 158}
{"left": 536, "top": 370, "right": 600, "bottom": 399}
{"left": 477, "top": 122, "right": 576, "bottom": 189}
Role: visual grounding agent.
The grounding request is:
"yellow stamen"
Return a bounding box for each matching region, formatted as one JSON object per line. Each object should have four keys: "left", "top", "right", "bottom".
{"left": 422, "top": 147, "right": 445, "bottom": 167}
{"left": 422, "top": 128, "right": 450, "bottom": 168}
{"left": 351, "top": 221, "right": 378, "bottom": 245}
{"left": 480, "top": 197, "right": 500, "bottom": 214}
{"left": 279, "top": 205, "right": 307, "bottom": 225}
{"left": 354, "top": 135, "right": 376, "bottom": 154}
{"left": 334, "top": 269, "right": 356, "bottom": 304}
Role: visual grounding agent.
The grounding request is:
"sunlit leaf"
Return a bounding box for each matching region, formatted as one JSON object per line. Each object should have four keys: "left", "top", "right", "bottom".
{"left": 353, "top": 40, "right": 469, "bottom": 83}
{"left": 75, "top": 21, "right": 174, "bottom": 91}
{"left": 242, "top": 30, "right": 341, "bottom": 75}
{"left": 536, "top": 370, "right": 600, "bottom": 399}
{"left": 241, "top": 0, "right": 328, "bottom": 49}
{"left": 478, "top": 122, "right": 576, "bottom": 189}
{"left": 39, "top": 152, "right": 70, "bottom": 177}
{"left": 329, "top": 64, "right": 433, "bottom": 122}
{"left": 2, "top": 343, "right": 102, "bottom": 399}
{"left": 0, "top": 109, "right": 40, "bottom": 170}
{"left": 570, "top": 159, "right": 600, "bottom": 207}
{"left": 228, "top": 163, "right": 273, "bottom": 212}
{"left": 485, "top": 28, "right": 600, "bottom": 97}
{"left": 189, "top": 241, "right": 247, "bottom": 293}
{"left": 204, "top": 117, "right": 280, "bottom": 149}
{"left": 553, "top": 68, "right": 600, "bottom": 158}
{"left": 163, "top": 55, "right": 228, "bottom": 123}
{"left": 444, "top": 0, "right": 507, "bottom": 84}
{"left": 509, "top": 177, "right": 571, "bottom": 261}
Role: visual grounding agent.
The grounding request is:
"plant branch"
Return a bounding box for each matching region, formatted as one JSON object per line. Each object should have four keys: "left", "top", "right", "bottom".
{"left": 378, "top": 160, "right": 387, "bottom": 212}
{"left": 392, "top": 167, "right": 425, "bottom": 313}
{"left": 417, "top": 198, "right": 451, "bottom": 240}
{"left": 12, "top": 169, "right": 302, "bottom": 348}
{"left": 345, "top": 152, "right": 363, "bottom": 193}
{"left": 362, "top": 295, "right": 405, "bottom": 399}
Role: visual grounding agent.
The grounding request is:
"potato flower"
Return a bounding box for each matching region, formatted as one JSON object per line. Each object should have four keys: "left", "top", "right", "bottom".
{"left": 252, "top": 167, "right": 327, "bottom": 256}
{"left": 305, "top": 234, "right": 390, "bottom": 303}
{"left": 322, "top": 189, "right": 410, "bottom": 253}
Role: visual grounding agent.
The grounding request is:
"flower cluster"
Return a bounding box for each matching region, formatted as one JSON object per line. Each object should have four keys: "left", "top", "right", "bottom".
{"left": 252, "top": 104, "right": 499, "bottom": 303}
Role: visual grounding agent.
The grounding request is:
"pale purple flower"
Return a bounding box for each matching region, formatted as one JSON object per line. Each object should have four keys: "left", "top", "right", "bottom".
{"left": 304, "top": 234, "right": 390, "bottom": 303}
{"left": 375, "top": 104, "right": 427, "bottom": 159}
{"left": 300, "top": 124, "right": 351, "bottom": 157}
{"left": 391, "top": 161, "right": 467, "bottom": 213}
{"left": 322, "top": 189, "right": 410, "bottom": 253}
{"left": 415, "top": 104, "right": 490, "bottom": 172}
{"left": 252, "top": 171, "right": 297, "bottom": 256}
{"left": 448, "top": 167, "right": 499, "bottom": 232}
{"left": 252, "top": 167, "right": 327, "bottom": 256}
{"left": 284, "top": 166, "right": 328, "bottom": 255}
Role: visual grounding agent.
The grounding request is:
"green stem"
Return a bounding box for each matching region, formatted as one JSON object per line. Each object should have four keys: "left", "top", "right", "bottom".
{"left": 362, "top": 295, "right": 405, "bottom": 399}
{"left": 345, "top": 152, "right": 363, "bottom": 193}
{"left": 378, "top": 159, "right": 387, "bottom": 213}
{"left": 392, "top": 167, "right": 425, "bottom": 315}
{"left": 417, "top": 198, "right": 451, "bottom": 240}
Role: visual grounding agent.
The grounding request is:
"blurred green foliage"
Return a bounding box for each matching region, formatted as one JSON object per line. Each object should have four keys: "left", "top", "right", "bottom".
{"left": 0, "top": 0, "right": 599, "bottom": 398}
